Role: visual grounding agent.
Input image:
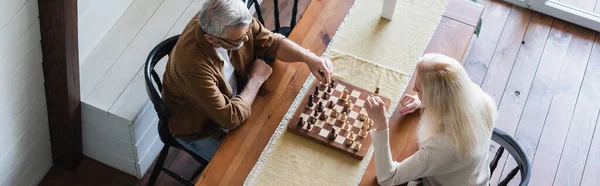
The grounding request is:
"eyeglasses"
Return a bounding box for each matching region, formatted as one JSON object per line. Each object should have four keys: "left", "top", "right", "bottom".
{"left": 217, "top": 31, "right": 249, "bottom": 46}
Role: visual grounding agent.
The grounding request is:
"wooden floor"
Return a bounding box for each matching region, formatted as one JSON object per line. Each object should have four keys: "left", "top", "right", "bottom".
{"left": 40, "top": 0, "right": 600, "bottom": 185}
{"left": 465, "top": 0, "right": 600, "bottom": 185}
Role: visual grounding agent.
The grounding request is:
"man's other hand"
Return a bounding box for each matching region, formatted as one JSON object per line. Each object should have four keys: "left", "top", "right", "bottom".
{"left": 249, "top": 59, "right": 273, "bottom": 83}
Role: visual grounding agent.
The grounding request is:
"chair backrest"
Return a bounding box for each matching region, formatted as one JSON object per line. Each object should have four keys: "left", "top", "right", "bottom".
{"left": 144, "top": 34, "right": 180, "bottom": 144}
{"left": 489, "top": 128, "right": 531, "bottom": 186}
{"left": 246, "top": 0, "right": 298, "bottom": 34}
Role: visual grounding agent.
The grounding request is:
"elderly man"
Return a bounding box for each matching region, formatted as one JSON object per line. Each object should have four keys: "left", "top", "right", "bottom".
{"left": 162, "top": 0, "right": 333, "bottom": 160}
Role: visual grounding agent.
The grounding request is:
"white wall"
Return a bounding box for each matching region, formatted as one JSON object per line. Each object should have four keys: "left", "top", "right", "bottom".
{"left": 0, "top": 0, "right": 53, "bottom": 185}
{"left": 77, "top": 0, "right": 134, "bottom": 65}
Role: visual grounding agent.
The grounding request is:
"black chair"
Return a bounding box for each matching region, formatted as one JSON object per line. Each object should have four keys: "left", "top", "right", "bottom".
{"left": 246, "top": 0, "right": 299, "bottom": 64}
{"left": 489, "top": 128, "right": 531, "bottom": 186}
{"left": 246, "top": 0, "right": 299, "bottom": 37}
{"left": 145, "top": 35, "right": 209, "bottom": 186}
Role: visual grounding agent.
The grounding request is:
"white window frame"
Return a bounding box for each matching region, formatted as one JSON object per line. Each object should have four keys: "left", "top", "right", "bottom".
{"left": 502, "top": 0, "right": 600, "bottom": 32}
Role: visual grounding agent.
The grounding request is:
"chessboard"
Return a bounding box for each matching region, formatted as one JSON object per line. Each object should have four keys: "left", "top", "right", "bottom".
{"left": 286, "top": 78, "right": 391, "bottom": 160}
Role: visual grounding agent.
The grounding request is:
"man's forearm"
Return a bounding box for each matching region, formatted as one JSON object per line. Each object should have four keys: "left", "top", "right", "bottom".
{"left": 238, "top": 77, "right": 265, "bottom": 105}
{"left": 274, "top": 39, "right": 316, "bottom": 63}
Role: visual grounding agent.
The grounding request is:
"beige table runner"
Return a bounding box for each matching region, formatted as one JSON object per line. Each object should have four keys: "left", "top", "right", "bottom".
{"left": 245, "top": 0, "right": 449, "bottom": 185}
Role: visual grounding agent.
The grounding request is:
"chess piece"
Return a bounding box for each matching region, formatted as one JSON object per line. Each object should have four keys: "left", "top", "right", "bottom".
{"left": 346, "top": 99, "right": 352, "bottom": 108}
{"left": 327, "top": 100, "right": 334, "bottom": 109}
{"left": 358, "top": 114, "right": 366, "bottom": 121}
{"left": 331, "top": 79, "right": 337, "bottom": 87}
{"left": 343, "top": 121, "right": 350, "bottom": 130}
{"left": 298, "top": 117, "right": 304, "bottom": 127}
{"left": 319, "top": 112, "right": 327, "bottom": 121}
{"left": 346, "top": 139, "right": 353, "bottom": 146}
{"left": 307, "top": 95, "right": 314, "bottom": 107}
{"left": 330, "top": 109, "right": 338, "bottom": 118}
{"left": 327, "top": 86, "right": 332, "bottom": 93}
{"left": 328, "top": 129, "right": 338, "bottom": 140}
{"left": 309, "top": 116, "right": 316, "bottom": 124}
{"left": 313, "top": 111, "right": 319, "bottom": 117}
{"left": 349, "top": 132, "right": 354, "bottom": 139}
{"left": 322, "top": 92, "right": 329, "bottom": 99}
{"left": 375, "top": 87, "right": 380, "bottom": 94}
{"left": 340, "top": 112, "right": 347, "bottom": 121}
{"left": 360, "top": 128, "right": 368, "bottom": 137}
{"left": 317, "top": 102, "right": 324, "bottom": 112}
{"left": 314, "top": 86, "right": 319, "bottom": 95}
{"left": 341, "top": 90, "right": 349, "bottom": 100}
{"left": 307, "top": 123, "right": 312, "bottom": 130}
{"left": 353, "top": 141, "right": 362, "bottom": 151}
{"left": 342, "top": 103, "right": 349, "bottom": 114}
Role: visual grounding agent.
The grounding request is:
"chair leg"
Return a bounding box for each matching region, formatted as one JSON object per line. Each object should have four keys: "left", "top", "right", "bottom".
{"left": 147, "top": 145, "right": 170, "bottom": 186}
{"left": 190, "top": 164, "right": 205, "bottom": 181}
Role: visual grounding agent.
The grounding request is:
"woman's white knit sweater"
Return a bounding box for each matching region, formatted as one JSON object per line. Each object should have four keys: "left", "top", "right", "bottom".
{"left": 370, "top": 129, "right": 491, "bottom": 186}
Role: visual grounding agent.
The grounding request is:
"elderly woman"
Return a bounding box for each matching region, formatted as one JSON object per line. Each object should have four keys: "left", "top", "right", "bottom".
{"left": 365, "top": 53, "right": 497, "bottom": 186}
{"left": 162, "top": 0, "right": 334, "bottom": 161}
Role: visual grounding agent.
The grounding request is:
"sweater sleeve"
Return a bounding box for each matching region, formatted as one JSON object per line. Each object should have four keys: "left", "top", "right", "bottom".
{"left": 370, "top": 129, "right": 467, "bottom": 186}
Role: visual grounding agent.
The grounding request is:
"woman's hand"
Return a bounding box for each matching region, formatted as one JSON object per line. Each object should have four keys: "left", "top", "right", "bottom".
{"left": 365, "top": 96, "right": 388, "bottom": 130}
{"left": 398, "top": 94, "right": 421, "bottom": 116}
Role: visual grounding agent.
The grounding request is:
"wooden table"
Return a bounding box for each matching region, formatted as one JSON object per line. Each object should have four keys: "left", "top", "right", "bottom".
{"left": 195, "top": 0, "right": 355, "bottom": 185}
{"left": 358, "top": 0, "right": 484, "bottom": 185}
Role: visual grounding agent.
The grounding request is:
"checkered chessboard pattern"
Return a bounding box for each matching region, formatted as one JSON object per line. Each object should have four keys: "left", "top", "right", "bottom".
{"left": 287, "top": 78, "right": 391, "bottom": 160}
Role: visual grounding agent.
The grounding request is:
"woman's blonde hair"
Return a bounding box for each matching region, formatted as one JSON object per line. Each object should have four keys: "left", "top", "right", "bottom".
{"left": 415, "top": 53, "right": 497, "bottom": 156}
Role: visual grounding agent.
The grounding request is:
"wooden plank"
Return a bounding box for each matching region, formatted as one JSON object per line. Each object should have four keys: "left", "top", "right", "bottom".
{"left": 463, "top": 0, "right": 512, "bottom": 86}
{"left": 37, "top": 0, "right": 82, "bottom": 170}
{"left": 443, "top": 0, "right": 484, "bottom": 27}
{"left": 359, "top": 4, "right": 482, "bottom": 185}
{"left": 480, "top": 6, "right": 531, "bottom": 104}
{"left": 84, "top": 0, "right": 191, "bottom": 112}
{"left": 39, "top": 157, "right": 138, "bottom": 186}
{"left": 486, "top": 12, "right": 553, "bottom": 185}
{"left": 109, "top": 0, "right": 205, "bottom": 121}
{"left": 581, "top": 110, "right": 600, "bottom": 184}
{"left": 79, "top": 0, "right": 164, "bottom": 99}
{"left": 0, "top": 0, "right": 39, "bottom": 60}
{"left": 555, "top": 33, "right": 600, "bottom": 186}
{"left": 501, "top": 19, "right": 584, "bottom": 185}
{"left": 195, "top": 0, "right": 354, "bottom": 185}
{"left": 424, "top": 17, "right": 479, "bottom": 61}
{"left": 478, "top": 8, "right": 532, "bottom": 184}
{"left": 527, "top": 23, "right": 595, "bottom": 186}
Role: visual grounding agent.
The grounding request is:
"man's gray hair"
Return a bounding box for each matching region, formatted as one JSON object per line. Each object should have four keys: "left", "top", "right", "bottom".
{"left": 198, "top": 0, "right": 253, "bottom": 37}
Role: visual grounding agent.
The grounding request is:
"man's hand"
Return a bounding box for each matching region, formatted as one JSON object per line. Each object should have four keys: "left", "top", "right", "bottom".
{"left": 398, "top": 94, "right": 421, "bottom": 116}
{"left": 365, "top": 96, "right": 389, "bottom": 130}
{"left": 249, "top": 59, "right": 273, "bottom": 83}
{"left": 306, "top": 53, "right": 334, "bottom": 84}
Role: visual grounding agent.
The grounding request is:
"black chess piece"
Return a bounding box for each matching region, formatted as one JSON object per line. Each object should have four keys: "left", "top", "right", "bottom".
{"left": 327, "top": 100, "right": 334, "bottom": 109}
{"left": 309, "top": 116, "right": 316, "bottom": 124}
{"left": 327, "top": 86, "right": 332, "bottom": 93}
{"left": 317, "top": 102, "right": 324, "bottom": 112}
{"left": 307, "top": 95, "right": 314, "bottom": 107}
{"left": 322, "top": 92, "right": 329, "bottom": 99}
{"left": 313, "top": 111, "right": 319, "bottom": 117}
{"left": 328, "top": 128, "right": 337, "bottom": 140}
{"left": 331, "top": 80, "right": 337, "bottom": 87}
{"left": 314, "top": 86, "right": 319, "bottom": 95}
{"left": 307, "top": 123, "right": 312, "bottom": 130}
{"left": 298, "top": 117, "right": 304, "bottom": 127}
{"left": 318, "top": 112, "right": 327, "bottom": 121}
{"left": 375, "top": 87, "right": 380, "bottom": 94}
